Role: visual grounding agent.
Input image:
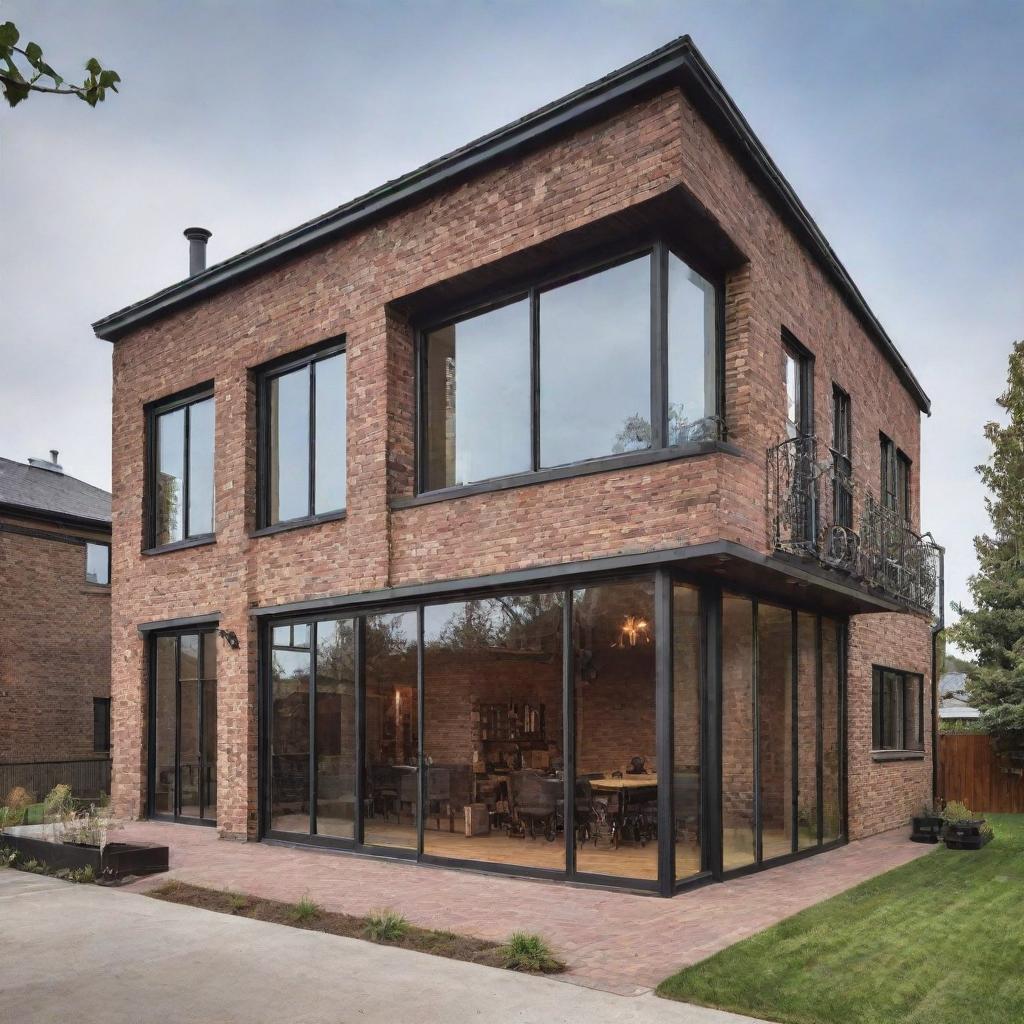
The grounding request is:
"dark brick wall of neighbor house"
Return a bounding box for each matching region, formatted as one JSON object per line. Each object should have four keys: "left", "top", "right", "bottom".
{"left": 104, "top": 82, "right": 933, "bottom": 844}
{"left": 0, "top": 514, "right": 111, "bottom": 769}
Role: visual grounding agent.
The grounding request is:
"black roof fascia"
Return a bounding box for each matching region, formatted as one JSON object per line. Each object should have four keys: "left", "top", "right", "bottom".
{"left": 91, "top": 36, "right": 929, "bottom": 413}
{"left": 0, "top": 500, "right": 112, "bottom": 534}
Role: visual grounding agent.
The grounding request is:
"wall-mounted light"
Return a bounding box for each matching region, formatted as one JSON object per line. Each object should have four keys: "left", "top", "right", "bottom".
{"left": 616, "top": 615, "right": 651, "bottom": 648}
{"left": 218, "top": 628, "right": 240, "bottom": 650}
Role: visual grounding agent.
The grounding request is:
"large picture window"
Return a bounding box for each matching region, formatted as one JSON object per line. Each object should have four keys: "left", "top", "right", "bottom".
{"left": 872, "top": 666, "right": 924, "bottom": 752}
{"left": 259, "top": 340, "right": 347, "bottom": 528}
{"left": 420, "top": 245, "right": 720, "bottom": 492}
{"left": 148, "top": 387, "right": 215, "bottom": 548}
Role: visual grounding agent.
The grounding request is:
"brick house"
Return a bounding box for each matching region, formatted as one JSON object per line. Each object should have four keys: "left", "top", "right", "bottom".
{"left": 92, "top": 37, "right": 941, "bottom": 894}
{"left": 0, "top": 452, "right": 112, "bottom": 797}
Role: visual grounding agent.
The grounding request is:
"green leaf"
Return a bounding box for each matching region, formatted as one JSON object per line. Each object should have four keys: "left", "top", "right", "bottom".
{"left": 0, "top": 22, "right": 20, "bottom": 48}
{"left": 24, "top": 41, "right": 41, "bottom": 62}
{"left": 39, "top": 61, "right": 61, "bottom": 86}
{"left": 98, "top": 69, "right": 118, "bottom": 88}
{"left": 3, "top": 77, "right": 30, "bottom": 107}
{"left": 84, "top": 56, "right": 101, "bottom": 75}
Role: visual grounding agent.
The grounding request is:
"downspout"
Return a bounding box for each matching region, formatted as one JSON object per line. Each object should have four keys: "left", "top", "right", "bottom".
{"left": 930, "top": 544, "right": 946, "bottom": 805}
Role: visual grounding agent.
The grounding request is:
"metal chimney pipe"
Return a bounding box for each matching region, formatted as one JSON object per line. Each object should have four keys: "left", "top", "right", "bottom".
{"left": 50, "top": 449, "right": 59, "bottom": 465}
{"left": 183, "top": 227, "right": 212, "bottom": 276}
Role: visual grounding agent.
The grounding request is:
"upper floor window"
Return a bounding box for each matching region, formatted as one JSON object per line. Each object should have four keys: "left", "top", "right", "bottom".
{"left": 93, "top": 696, "right": 111, "bottom": 752}
{"left": 831, "top": 385, "right": 852, "bottom": 529}
{"left": 783, "top": 334, "right": 813, "bottom": 439}
{"left": 258, "top": 339, "right": 347, "bottom": 528}
{"left": 880, "top": 434, "right": 911, "bottom": 523}
{"left": 872, "top": 666, "right": 923, "bottom": 752}
{"left": 85, "top": 542, "right": 110, "bottom": 585}
{"left": 420, "top": 245, "right": 719, "bottom": 492}
{"left": 149, "top": 386, "right": 215, "bottom": 548}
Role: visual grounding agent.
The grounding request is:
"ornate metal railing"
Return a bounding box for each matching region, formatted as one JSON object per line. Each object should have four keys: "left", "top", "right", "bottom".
{"left": 767, "top": 436, "right": 942, "bottom": 617}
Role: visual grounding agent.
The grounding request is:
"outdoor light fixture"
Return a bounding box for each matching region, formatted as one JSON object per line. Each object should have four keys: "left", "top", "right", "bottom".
{"left": 616, "top": 615, "right": 651, "bottom": 648}
{"left": 218, "top": 628, "right": 240, "bottom": 650}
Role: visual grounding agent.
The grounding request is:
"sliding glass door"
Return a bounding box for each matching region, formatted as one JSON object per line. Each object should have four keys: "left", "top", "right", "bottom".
{"left": 151, "top": 631, "right": 217, "bottom": 823}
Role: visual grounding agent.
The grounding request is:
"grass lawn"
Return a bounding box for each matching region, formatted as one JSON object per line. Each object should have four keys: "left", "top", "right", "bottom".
{"left": 658, "top": 814, "right": 1024, "bottom": 1024}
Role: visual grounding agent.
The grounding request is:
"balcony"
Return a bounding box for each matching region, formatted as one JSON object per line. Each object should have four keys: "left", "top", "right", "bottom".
{"left": 766, "top": 435, "right": 943, "bottom": 620}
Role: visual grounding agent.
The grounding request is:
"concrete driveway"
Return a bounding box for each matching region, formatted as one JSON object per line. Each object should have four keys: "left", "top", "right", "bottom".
{"left": 0, "top": 869, "right": 759, "bottom": 1024}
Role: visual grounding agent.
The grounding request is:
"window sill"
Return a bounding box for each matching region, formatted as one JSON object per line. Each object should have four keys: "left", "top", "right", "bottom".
{"left": 391, "top": 441, "right": 743, "bottom": 509}
{"left": 871, "top": 750, "right": 926, "bottom": 762}
{"left": 142, "top": 534, "right": 216, "bottom": 556}
{"left": 251, "top": 509, "right": 347, "bottom": 538}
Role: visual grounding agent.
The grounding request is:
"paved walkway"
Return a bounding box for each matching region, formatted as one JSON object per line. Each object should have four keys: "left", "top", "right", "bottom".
{"left": 121, "top": 822, "right": 931, "bottom": 996}
{"left": 0, "top": 870, "right": 760, "bottom": 1024}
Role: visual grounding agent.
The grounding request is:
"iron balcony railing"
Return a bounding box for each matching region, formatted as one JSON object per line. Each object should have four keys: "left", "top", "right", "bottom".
{"left": 767, "top": 435, "right": 943, "bottom": 619}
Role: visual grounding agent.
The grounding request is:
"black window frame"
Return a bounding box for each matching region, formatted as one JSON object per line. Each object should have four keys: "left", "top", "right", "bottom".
{"left": 414, "top": 240, "right": 724, "bottom": 496}
{"left": 255, "top": 336, "right": 348, "bottom": 533}
{"left": 896, "top": 449, "right": 912, "bottom": 525}
{"left": 145, "top": 381, "right": 216, "bottom": 552}
{"left": 782, "top": 330, "right": 814, "bottom": 439}
{"left": 84, "top": 541, "right": 111, "bottom": 586}
{"left": 830, "top": 384, "right": 853, "bottom": 529}
{"left": 93, "top": 696, "right": 111, "bottom": 753}
{"left": 871, "top": 665, "right": 924, "bottom": 753}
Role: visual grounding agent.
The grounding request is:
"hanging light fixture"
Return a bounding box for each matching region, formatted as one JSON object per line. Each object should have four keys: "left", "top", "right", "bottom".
{"left": 616, "top": 615, "right": 651, "bottom": 648}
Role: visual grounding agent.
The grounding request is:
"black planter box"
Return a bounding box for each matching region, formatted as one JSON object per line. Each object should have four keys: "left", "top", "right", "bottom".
{"left": 911, "top": 816, "right": 944, "bottom": 844}
{"left": 3, "top": 833, "right": 169, "bottom": 878}
{"left": 942, "top": 819, "right": 993, "bottom": 850}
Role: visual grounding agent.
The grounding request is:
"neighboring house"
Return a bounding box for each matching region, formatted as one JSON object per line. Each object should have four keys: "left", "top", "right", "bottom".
{"left": 91, "top": 36, "right": 941, "bottom": 896}
{"left": 0, "top": 452, "right": 112, "bottom": 797}
{"left": 939, "top": 671, "right": 981, "bottom": 721}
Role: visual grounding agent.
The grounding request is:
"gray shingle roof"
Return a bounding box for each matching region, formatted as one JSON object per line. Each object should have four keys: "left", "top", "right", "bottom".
{"left": 0, "top": 457, "right": 111, "bottom": 525}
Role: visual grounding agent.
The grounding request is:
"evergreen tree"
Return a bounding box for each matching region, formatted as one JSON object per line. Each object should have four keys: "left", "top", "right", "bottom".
{"left": 948, "top": 339, "right": 1024, "bottom": 748}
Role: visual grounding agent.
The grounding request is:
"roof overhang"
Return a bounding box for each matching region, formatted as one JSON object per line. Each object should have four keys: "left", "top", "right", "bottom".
{"left": 91, "top": 35, "right": 930, "bottom": 414}
{"left": 0, "top": 500, "right": 112, "bottom": 534}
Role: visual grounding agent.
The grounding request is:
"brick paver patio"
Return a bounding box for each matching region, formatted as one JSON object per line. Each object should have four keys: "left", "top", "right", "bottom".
{"left": 119, "top": 823, "right": 930, "bottom": 996}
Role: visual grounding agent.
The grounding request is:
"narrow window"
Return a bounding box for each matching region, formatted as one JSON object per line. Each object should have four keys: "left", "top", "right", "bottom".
{"left": 260, "top": 341, "right": 347, "bottom": 527}
{"left": 150, "top": 388, "right": 215, "bottom": 547}
{"left": 880, "top": 434, "right": 898, "bottom": 512}
{"left": 831, "top": 385, "right": 852, "bottom": 529}
{"left": 93, "top": 697, "right": 111, "bottom": 752}
{"left": 872, "top": 666, "right": 924, "bottom": 751}
{"left": 783, "top": 338, "right": 812, "bottom": 439}
{"left": 85, "top": 542, "right": 110, "bottom": 585}
{"left": 896, "top": 450, "right": 912, "bottom": 525}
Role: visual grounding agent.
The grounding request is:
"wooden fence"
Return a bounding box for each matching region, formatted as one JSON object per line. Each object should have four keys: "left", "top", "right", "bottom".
{"left": 939, "top": 734, "right": 1024, "bottom": 813}
{"left": 0, "top": 759, "right": 111, "bottom": 802}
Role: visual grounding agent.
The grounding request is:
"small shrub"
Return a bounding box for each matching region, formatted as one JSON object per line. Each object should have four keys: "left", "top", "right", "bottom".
{"left": 980, "top": 821, "right": 995, "bottom": 841}
{"left": 291, "top": 894, "right": 321, "bottom": 922}
{"left": 73, "top": 864, "right": 96, "bottom": 884}
{"left": 228, "top": 892, "right": 249, "bottom": 913}
{"left": 365, "top": 909, "right": 408, "bottom": 942}
{"left": 0, "top": 845, "right": 17, "bottom": 867}
{"left": 22, "top": 858, "right": 45, "bottom": 875}
{"left": 942, "top": 801, "right": 977, "bottom": 824}
{"left": 500, "top": 932, "right": 564, "bottom": 973}
{"left": 5, "top": 786, "right": 34, "bottom": 811}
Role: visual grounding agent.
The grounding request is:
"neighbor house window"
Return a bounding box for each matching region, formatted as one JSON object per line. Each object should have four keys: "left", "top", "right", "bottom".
{"left": 880, "top": 434, "right": 912, "bottom": 524}
{"left": 831, "top": 385, "right": 852, "bottom": 529}
{"left": 149, "top": 386, "right": 215, "bottom": 547}
{"left": 259, "top": 339, "right": 347, "bottom": 527}
{"left": 420, "top": 245, "right": 719, "bottom": 491}
{"left": 93, "top": 697, "right": 111, "bottom": 752}
{"left": 872, "top": 667, "right": 923, "bottom": 752}
{"left": 85, "top": 542, "right": 110, "bottom": 585}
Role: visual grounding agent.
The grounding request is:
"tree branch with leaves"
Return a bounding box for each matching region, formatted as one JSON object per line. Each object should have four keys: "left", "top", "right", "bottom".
{"left": 0, "top": 19, "right": 119, "bottom": 108}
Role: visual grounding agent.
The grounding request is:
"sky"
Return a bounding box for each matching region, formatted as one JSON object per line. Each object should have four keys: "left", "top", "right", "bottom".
{"left": 2, "top": 0, "right": 1022, "bottom": 640}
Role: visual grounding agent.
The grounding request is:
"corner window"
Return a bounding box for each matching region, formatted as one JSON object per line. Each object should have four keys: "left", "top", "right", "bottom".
{"left": 872, "top": 667, "right": 923, "bottom": 751}
{"left": 880, "top": 435, "right": 912, "bottom": 524}
{"left": 420, "top": 245, "right": 719, "bottom": 492}
{"left": 259, "top": 340, "right": 347, "bottom": 528}
{"left": 93, "top": 697, "right": 111, "bottom": 752}
{"left": 149, "top": 387, "right": 215, "bottom": 548}
{"left": 85, "top": 542, "right": 110, "bottom": 585}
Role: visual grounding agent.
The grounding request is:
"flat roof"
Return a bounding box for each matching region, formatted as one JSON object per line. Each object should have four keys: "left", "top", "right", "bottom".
{"left": 91, "top": 35, "right": 930, "bottom": 414}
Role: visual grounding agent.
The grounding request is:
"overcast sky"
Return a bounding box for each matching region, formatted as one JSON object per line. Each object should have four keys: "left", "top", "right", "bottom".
{"left": 2, "top": 0, "right": 1022, "bottom": 637}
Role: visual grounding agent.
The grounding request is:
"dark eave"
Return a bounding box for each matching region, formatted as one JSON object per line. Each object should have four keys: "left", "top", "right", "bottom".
{"left": 0, "top": 500, "right": 112, "bottom": 535}
{"left": 91, "top": 35, "right": 930, "bottom": 414}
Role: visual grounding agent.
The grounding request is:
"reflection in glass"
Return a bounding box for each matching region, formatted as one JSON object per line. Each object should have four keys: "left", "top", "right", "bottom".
{"left": 153, "top": 637, "right": 176, "bottom": 814}
{"left": 422, "top": 593, "right": 564, "bottom": 870}
{"left": 821, "top": 619, "right": 841, "bottom": 843}
{"left": 270, "top": 633, "right": 311, "bottom": 833}
{"left": 178, "top": 634, "right": 200, "bottom": 817}
{"left": 85, "top": 543, "right": 109, "bottom": 585}
{"left": 269, "top": 366, "right": 310, "bottom": 525}
{"left": 202, "top": 631, "right": 217, "bottom": 818}
{"left": 673, "top": 584, "right": 701, "bottom": 881}
{"left": 314, "top": 353, "right": 347, "bottom": 514}
{"left": 721, "top": 594, "right": 755, "bottom": 870}
{"left": 797, "top": 612, "right": 819, "bottom": 849}
{"left": 315, "top": 618, "right": 356, "bottom": 838}
{"left": 364, "top": 611, "right": 419, "bottom": 849}
{"left": 540, "top": 256, "right": 651, "bottom": 467}
{"left": 667, "top": 254, "right": 717, "bottom": 443}
{"left": 574, "top": 579, "right": 657, "bottom": 880}
{"left": 425, "top": 299, "right": 532, "bottom": 489}
{"left": 156, "top": 407, "right": 185, "bottom": 545}
{"left": 758, "top": 604, "right": 793, "bottom": 861}
{"left": 187, "top": 398, "right": 215, "bottom": 536}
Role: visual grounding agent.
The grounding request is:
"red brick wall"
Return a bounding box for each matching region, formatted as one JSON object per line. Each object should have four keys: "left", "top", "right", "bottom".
{"left": 105, "top": 83, "right": 931, "bottom": 839}
{"left": 0, "top": 514, "right": 111, "bottom": 773}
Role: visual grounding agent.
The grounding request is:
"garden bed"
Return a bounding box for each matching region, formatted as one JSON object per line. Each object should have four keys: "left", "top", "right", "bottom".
{"left": 2, "top": 824, "right": 168, "bottom": 880}
{"left": 148, "top": 881, "right": 565, "bottom": 974}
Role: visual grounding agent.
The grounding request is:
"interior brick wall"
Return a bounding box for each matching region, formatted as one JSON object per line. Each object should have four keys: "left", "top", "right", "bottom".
{"left": 0, "top": 514, "right": 111, "bottom": 774}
